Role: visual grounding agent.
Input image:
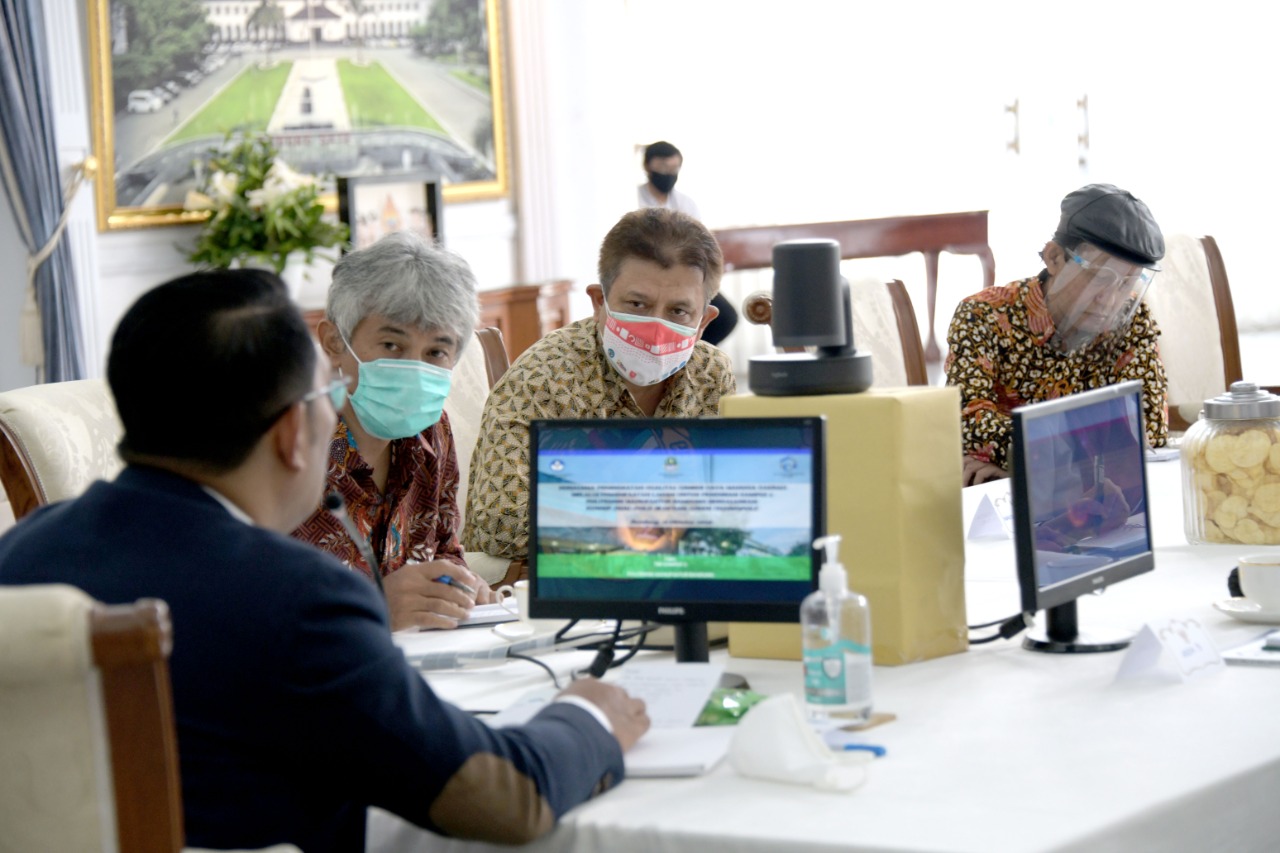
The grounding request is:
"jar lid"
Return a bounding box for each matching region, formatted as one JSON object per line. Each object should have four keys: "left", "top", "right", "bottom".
{"left": 1201, "top": 381, "right": 1280, "bottom": 419}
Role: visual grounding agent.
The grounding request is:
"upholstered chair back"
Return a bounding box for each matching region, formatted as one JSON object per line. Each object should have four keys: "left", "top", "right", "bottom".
{"left": 0, "top": 378, "right": 124, "bottom": 520}
{"left": 1141, "top": 234, "right": 1242, "bottom": 431}
{"left": 0, "top": 585, "right": 179, "bottom": 853}
{"left": 444, "top": 327, "right": 517, "bottom": 585}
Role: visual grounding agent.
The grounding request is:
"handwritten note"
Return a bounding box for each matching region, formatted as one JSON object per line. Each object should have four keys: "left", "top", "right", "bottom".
{"left": 615, "top": 662, "right": 725, "bottom": 729}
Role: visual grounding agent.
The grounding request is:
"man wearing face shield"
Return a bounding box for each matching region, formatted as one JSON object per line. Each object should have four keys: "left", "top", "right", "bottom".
{"left": 945, "top": 184, "right": 1169, "bottom": 486}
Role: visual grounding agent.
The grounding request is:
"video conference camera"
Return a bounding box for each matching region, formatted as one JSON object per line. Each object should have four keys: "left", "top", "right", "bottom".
{"left": 747, "top": 238, "right": 873, "bottom": 396}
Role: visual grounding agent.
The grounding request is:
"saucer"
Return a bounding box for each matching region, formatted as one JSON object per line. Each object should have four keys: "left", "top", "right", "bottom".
{"left": 1213, "top": 598, "right": 1280, "bottom": 625}
{"left": 492, "top": 621, "right": 536, "bottom": 640}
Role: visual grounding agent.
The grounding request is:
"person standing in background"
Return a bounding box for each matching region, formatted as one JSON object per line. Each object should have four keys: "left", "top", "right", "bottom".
{"left": 638, "top": 140, "right": 738, "bottom": 347}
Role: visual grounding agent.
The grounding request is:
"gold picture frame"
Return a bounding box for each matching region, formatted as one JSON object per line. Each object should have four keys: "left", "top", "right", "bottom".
{"left": 87, "top": 0, "right": 509, "bottom": 231}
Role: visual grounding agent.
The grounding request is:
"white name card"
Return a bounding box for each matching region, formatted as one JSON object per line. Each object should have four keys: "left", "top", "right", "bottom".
{"left": 1116, "top": 617, "right": 1225, "bottom": 682}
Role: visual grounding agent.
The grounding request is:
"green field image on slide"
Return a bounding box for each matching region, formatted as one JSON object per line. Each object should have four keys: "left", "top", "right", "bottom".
{"left": 167, "top": 62, "right": 294, "bottom": 143}
{"left": 336, "top": 60, "right": 445, "bottom": 132}
{"left": 537, "top": 553, "right": 810, "bottom": 582}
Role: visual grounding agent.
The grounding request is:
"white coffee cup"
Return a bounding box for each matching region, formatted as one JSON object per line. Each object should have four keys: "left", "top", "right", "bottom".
{"left": 495, "top": 579, "right": 529, "bottom": 620}
{"left": 1238, "top": 553, "right": 1280, "bottom": 611}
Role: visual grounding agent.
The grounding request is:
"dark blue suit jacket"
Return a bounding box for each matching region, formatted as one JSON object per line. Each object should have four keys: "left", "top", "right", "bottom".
{"left": 0, "top": 466, "right": 623, "bottom": 852}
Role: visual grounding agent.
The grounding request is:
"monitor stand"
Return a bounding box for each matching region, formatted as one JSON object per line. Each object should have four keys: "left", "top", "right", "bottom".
{"left": 674, "top": 623, "right": 749, "bottom": 689}
{"left": 1022, "top": 600, "right": 1134, "bottom": 654}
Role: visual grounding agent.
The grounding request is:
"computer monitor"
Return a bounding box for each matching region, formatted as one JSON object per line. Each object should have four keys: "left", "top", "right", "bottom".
{"left": 1010, "top": 380, "right": 1154, "bottom": 653}
{"left": 528, "top": 416, "right": 825, "bottom": 663}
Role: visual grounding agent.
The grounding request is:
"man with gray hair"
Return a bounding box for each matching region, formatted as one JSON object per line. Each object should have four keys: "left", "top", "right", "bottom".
{"left": 293, "top": 231, "right": 493, "bottom": 629}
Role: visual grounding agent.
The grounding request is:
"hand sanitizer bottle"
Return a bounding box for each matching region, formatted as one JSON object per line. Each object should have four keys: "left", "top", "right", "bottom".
{"left": 801, "top": 534, "right": 873, "bottom": 721}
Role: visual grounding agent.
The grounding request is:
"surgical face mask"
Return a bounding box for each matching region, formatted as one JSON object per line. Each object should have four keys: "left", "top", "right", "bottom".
{"left": 729, "top": 693, "right": 872, "bottom": 792}
{"left": 1044, "top": 242, "right": 1155, "bottom": 354}
{"left": 647, "top": 170, "right": 678, "bottom": 194}
{"left": 342, "top": 336, "right": 452, "bottom": 439}
{"left": 601, "top": 303, "right": 700, "bottom": 387}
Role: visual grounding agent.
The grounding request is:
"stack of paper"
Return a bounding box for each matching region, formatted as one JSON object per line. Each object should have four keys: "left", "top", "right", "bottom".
{"left": 488, "top": 661, "right": 734, "bottom": 777}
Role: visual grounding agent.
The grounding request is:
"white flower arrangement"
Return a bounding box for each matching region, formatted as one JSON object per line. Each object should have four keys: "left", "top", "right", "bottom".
{"left": 185, "top": 135, "right": 346, "bottom": 274}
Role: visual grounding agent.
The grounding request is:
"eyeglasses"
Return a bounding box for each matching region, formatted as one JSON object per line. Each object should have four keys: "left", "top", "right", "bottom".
{"left": 300, "top": 377, "right": 350, "bottom": 412}
{"left": 1067, "top": 252, "right": 1153, "bottom": 292}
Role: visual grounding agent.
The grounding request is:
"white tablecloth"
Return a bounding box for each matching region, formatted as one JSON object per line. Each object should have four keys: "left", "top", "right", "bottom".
{"left": 370, "top": 460, "right": 1280, "bottom": 853}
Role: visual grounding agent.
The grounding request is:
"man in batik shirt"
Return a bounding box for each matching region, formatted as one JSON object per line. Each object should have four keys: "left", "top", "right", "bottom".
{"left": 945, "top": 184, "right": 1169, "bottom": 486}
{"left": 463, "top": 208, "right": 737, "bottom": 562}
{"left": 293, "top": 232, "right": 493, "bottom": 629}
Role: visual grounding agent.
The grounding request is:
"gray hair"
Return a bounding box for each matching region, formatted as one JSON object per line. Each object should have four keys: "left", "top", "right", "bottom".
{"left": 326, "top": 231, "right": 479, "bottom": 353}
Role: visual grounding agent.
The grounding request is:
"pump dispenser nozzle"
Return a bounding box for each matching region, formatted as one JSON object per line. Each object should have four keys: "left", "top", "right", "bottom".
{"left": 813, "top": 534, "right": 847, "bottom": 595}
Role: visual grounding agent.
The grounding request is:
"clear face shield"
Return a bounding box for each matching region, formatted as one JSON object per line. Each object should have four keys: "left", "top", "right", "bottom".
{"left": 1044, "top": 242, "right": 1157, "bottom": 354}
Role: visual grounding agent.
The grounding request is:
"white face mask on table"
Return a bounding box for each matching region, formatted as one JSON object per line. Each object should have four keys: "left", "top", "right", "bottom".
{"left": 729, "top": 693, "right": 872, "bottom": 792}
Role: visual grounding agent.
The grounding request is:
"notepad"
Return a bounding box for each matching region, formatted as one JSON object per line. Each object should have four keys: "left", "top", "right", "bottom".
{"left": 458, "top": 602, "right": 519, "bottom": 628}
{"left": 487, "top": 662, "right": 732, "bottom": 777}
{"left": 624, "top": 727, "right": 734, "bottom": 777}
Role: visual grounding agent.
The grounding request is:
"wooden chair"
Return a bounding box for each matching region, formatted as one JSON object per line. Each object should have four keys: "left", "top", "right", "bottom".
{"left": 714, "top": 213, "right": 995, "bottom": 364}
{"left": 0, "top": 378, "right": 124, "bottom": 521}
{"left": 0, "top": 585, "right": 182, "bottom": 853}
{"left": 474, "top": 326, "right": 511, "bottom": 388}
{"left": 0, "top": 586, "right": 305, "bottom": 853}
{"left": 742, "top": 279, "right": 929, "bottom": 387}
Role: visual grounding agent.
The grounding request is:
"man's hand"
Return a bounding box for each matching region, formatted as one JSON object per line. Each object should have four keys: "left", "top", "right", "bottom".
{"left": 1065, "top": 477, "right": 1132, "bottom": 534}
{"left": 1038, "top": 478, "right": 1133, "bottom": 551}
{"left": 382, "top": 559, "right": 488, "bottom": 631}
{"left": 559, "top": 678, "right": 650, "bottom": 751}
{"left": 963, "top": 454, "right": 1009, "bottom": 487}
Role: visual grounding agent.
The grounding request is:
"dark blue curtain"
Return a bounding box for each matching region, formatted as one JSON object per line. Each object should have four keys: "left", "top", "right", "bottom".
{"left": 0, "top": 0, "right": 86, "bottom": 382}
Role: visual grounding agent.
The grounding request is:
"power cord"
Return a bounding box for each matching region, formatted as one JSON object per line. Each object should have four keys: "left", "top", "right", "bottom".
{"left": 577, "top": 622, "right": 622, "bottom": 679}
{"left": 573, "top": 622, "right": 660, "bottom": 678}
{"left": 969, "top": 613, "right": 1034, "bottom": 645}
{"left": 507, "top": 652, "right": 562, "bottom": 688}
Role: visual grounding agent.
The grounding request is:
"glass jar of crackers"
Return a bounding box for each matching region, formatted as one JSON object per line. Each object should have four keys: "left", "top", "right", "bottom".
{"left": 1181, "top": 382, "right": 1280, "bottom": 544}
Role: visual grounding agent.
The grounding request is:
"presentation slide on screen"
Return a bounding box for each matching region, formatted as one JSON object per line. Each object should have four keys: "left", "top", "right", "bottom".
{"left": 535, "top": 450, "right": 813, "bottom": 583}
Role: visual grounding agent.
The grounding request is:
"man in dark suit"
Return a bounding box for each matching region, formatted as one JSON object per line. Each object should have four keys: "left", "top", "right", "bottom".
{"left": 0, "top": 270, "right": 649, "bottom": 852}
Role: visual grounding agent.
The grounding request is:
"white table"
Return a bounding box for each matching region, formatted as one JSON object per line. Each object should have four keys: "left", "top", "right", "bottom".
{"left": 370, "top": 460, "right": 1280, "bottom": 853}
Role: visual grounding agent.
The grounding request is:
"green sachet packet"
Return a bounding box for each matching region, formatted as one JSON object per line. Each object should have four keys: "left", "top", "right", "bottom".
{"left": 694, "top": 688, "right": 768, "bottom": 726}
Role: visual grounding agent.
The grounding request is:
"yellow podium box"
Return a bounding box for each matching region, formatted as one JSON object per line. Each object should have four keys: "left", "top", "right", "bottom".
{"left": 722, "top": 388, "right": 968, "bottom": 665}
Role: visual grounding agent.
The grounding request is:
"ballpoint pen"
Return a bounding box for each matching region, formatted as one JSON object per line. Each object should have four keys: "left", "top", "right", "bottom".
{"left": 437, "top": 574, "right": 478, "bottom": 598}
{"left": 428, "top": 547, "right": 479, "bottom": 597}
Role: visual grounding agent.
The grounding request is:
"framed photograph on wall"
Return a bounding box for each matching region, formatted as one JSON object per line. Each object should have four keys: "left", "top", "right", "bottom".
{"left": 86, "top": 0, "right": 508, "bottom": 230}
{"left": 338, "top": 173, "right": 442, "bottom": 250}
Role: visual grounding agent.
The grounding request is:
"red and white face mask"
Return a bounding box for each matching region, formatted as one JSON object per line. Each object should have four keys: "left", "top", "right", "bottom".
{"left": 601, "top": 304, "right": 699, "bottom": 386}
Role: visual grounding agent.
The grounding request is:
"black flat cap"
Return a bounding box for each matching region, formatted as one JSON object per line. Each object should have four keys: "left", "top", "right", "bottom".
{"left": 1054, "top": 184, "right": 1164, "bottom": 270}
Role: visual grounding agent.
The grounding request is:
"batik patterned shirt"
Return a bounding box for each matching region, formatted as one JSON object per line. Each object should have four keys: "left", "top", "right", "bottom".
{"left": 462, "top": 317, "right": 737, "bottom": 559}
{"left": 944, "top": 275, "right": 1168, "bottom": 471}
{"left": 292, "top": 414, "right": 466, "bottom": 578}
